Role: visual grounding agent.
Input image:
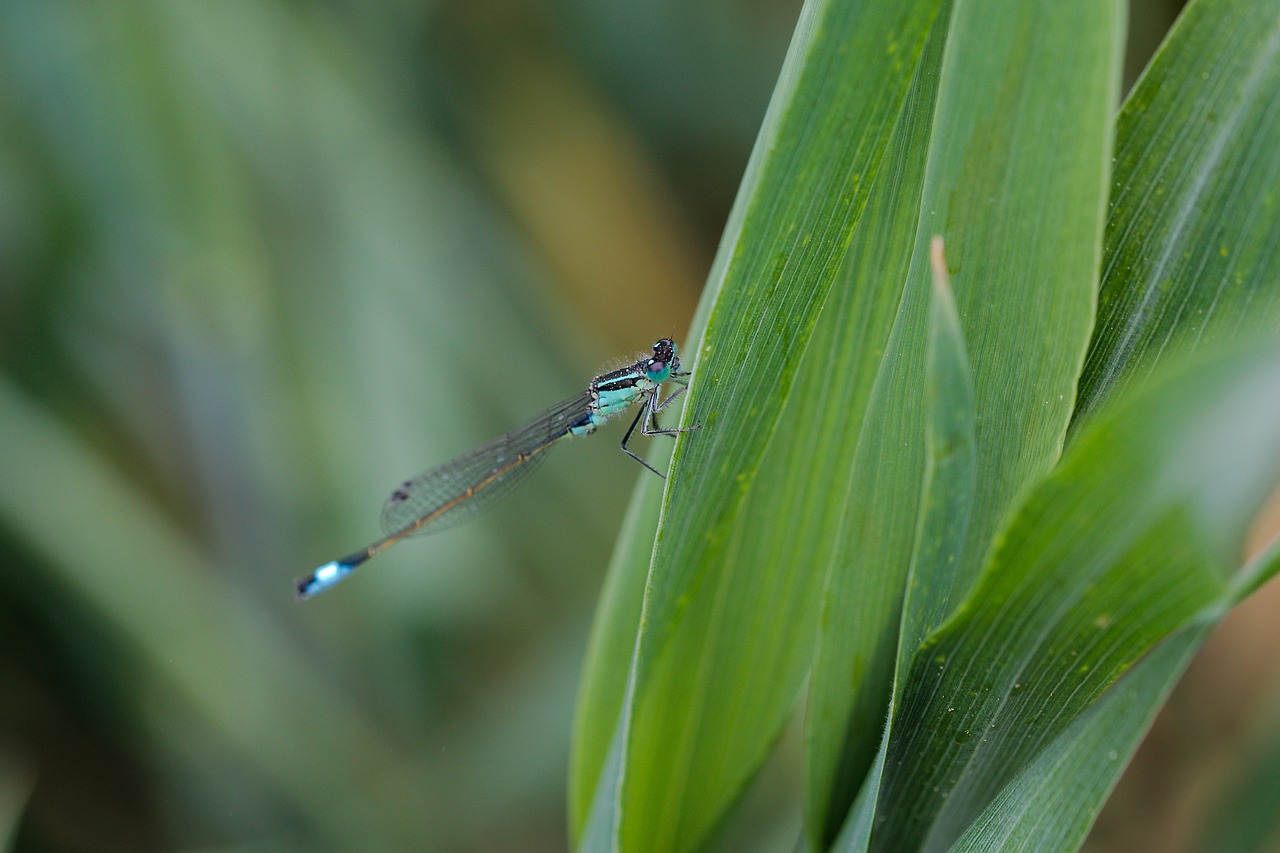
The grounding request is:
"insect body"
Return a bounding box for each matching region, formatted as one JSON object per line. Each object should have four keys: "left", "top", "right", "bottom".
{"left": 296, "top": 339, "right": 696, "bottom": 598}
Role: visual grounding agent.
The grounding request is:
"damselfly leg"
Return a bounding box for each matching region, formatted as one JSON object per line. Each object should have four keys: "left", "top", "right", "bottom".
{"left": 619, "top": 373, "right": 698, "bottom": 478}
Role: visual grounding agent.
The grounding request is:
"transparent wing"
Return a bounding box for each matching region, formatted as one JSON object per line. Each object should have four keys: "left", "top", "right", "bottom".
{"left": 380, "top": 391, "right": 594, "bottom": 538}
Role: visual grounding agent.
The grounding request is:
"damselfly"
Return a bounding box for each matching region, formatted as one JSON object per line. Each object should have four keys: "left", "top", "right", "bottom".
{"left": 296, "top": 338, "right": 696, "bottom": 598}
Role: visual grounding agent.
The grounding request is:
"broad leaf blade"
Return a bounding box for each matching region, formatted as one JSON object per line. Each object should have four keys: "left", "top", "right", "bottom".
{"left": 949, "top": 626, "right": 1207, "bottom": 853}
{"left": 831, "top": 236, "right": 979, "bottom": 853}
{"left": 619, "top": 0, "right": 944, "bottom": 843}
{"left": 800, "top": 16, "right": 952, "bottom": 841}
{"left": 810, "top": 0, "right": 1122, "bottom": 842}
{"left": 570, "top": 1, "right": 943, "bottom": 847}
{"left": 1076, "top": 0, "right": 1280, "bottom": 422}
{"left": 906, "top": 236, "right": 978, "bottom": 669}
{"left": 937, "top": 1, "right": 1280, "bottom": 847}
{"left": 569, "top": 474, "right": 663, "bottom": 840}
{"left": 875, "top": 341, "right": 1280, "bottom": 851}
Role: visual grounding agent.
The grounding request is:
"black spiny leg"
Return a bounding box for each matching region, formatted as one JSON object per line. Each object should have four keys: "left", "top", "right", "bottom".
{"left": 621, "top": 404, "right": 666, "bottom": 478}
{"left": 643, "top": 381, "right": 700, "bottom": 438}
{"left": 620, "top": 375, "right": 700, "bottom": 478}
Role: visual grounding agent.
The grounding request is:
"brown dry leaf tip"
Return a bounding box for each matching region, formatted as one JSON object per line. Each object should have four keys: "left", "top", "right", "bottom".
{"left": 929, "top": 234, "right": 949, "bottom": 294}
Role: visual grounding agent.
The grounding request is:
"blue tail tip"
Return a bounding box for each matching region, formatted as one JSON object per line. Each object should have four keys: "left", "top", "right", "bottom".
{"left": 296, "top": 560, "right": 354, "bottom": 600}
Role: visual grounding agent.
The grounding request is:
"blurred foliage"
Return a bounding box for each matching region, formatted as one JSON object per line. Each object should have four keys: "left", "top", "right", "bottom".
{"left": 3, "top": 0, "right": 1277, "bottom": 852}
{"left": 0, "top": 1, "right": 771, "bottom": 848}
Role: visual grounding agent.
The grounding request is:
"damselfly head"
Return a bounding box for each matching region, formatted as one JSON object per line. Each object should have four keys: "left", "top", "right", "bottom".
{"left": 646, "top": 338, "right": 678, "bottom": 382}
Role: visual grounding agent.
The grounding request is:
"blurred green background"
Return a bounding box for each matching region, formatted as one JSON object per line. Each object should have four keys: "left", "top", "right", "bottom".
{"left": 3, "top": 1, "right": 1279, "bottom": 851}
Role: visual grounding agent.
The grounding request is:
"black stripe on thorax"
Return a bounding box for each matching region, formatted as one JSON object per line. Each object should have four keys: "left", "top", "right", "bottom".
{"left": 592, "top": 367, "right": 643, "bottom": 394}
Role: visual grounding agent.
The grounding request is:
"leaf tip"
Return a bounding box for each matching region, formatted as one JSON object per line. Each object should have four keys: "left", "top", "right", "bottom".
{"left": 929, "top": 234, "right": 950, "bottom": 297}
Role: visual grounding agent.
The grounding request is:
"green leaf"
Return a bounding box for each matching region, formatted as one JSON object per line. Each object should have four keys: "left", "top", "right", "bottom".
{"left": 948, "top": 626, "right": 1207, "bottom": 853}
{"left": 933, "top": 1, "right": 1280, "bottom": 847}
{"left": 0, "top": 376, "right": 443, "bottom": 849}
{"left": 832, "top": 233, "right": 979, "bottom": 853}
{"left": 572, "top": 0, "right": 1280, "bottom": 848}
{"left": 800, "top": 15, "right": 952, "bottom": 840}
{"left": 907, "top": 236, "right": 978, "bottom": 673}
{"left": 809, "top": 0, "right": 1123, "bottom": 842}
{"left": 570, "top": 473, "right": 662, "bottom": 841}
{"left": 874, "top": 340, "right": 1280, "bottom": 850}
{"left": 568, "top": 0, "right": 943, "bottom": 847}
{"left": 1076, "top": 0, "right": 1280, "bottom": 422}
